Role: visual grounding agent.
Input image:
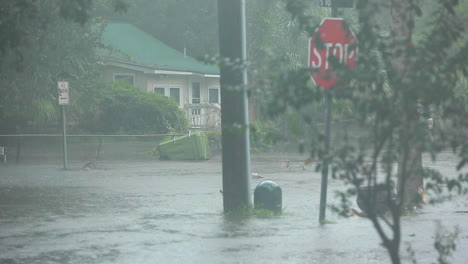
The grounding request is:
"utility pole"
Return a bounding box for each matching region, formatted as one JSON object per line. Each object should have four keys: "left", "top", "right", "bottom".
{"left": 217, "top": 0, "right": 252, "bottom": 212}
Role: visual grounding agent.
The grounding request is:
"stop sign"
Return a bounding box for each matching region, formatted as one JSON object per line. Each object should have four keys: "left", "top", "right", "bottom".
{"left": 308, "top": 18, "right": 358, "bottom": 89}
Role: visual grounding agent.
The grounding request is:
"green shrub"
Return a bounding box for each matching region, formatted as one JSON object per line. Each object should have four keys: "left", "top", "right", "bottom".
{"left": 203, "top": 130, "right": 222, "bottom": 152}
{"left": 96, "top": 81, "right": 188, "bottom": 134}
{"left": 250, "top": 120, "right": 283, "bottom": 153}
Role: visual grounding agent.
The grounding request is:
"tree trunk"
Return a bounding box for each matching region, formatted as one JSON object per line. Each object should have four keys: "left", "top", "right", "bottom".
{"left": 389, "top": 246, "right": 401, "bottom": 264}
{"left": 391, "top": 0, "right": 423, "bottom": 208}
{"left": 397, "top": 122, "right": 424, "bottom": 208}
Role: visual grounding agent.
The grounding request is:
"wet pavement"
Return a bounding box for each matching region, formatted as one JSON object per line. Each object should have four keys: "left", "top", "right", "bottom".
{"left": 0, "top": 153, "right": 467, "bottom": 263}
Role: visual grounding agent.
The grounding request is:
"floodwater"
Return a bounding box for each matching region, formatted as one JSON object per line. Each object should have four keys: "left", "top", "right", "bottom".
{"left": 0, "top": 153, "right": 467, "bottom": 263}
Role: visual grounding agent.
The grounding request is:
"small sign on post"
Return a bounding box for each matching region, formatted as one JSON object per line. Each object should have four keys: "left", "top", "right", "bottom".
{"left": 58, "top": 81, "right": 69, "bottom": 105}
{"left": 58, "top": 81, "right": 69, "bottom": 170}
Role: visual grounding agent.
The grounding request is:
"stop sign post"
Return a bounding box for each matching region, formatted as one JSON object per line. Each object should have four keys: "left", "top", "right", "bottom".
{"left": 309, "top": 18, "right": 358, "bottom": 90}
{"left": 309, "top": 17, "right": 358, "bottom": 224}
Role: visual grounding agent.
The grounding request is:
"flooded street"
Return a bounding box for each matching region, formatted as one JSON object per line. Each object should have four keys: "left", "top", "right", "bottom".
{"left": 0, "top": 153, "right": 467, "bottom": 264}
{"left": 1, "top": 0, "right": 466, "bottom": 263}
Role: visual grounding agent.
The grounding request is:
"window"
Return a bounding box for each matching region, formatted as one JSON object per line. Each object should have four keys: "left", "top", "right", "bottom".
{"left": 191, "top": 82, "right": 201, "bottom": 104}
{"left": 154, "top": 87, "right": 165, "bottom": 96}
{"left": 153, "top": 86, "right": 181, "bottom": 107}
{"left": 209, "top": 88, "right": 220, "bottom": 104}
{"left": 113, "top": 74, "right": 135, "bottom": 85}
{"left": 170, "top": 88, "right": 181, "bottom": 105}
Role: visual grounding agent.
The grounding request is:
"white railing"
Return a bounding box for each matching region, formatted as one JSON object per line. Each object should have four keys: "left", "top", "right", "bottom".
{"left": 184, "top": 103, "right": 221, "bottom": 130}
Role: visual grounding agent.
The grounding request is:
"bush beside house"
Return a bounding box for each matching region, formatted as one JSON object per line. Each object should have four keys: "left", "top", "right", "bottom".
{"left": 95, "top": 81, "right": 188, "bottom": 134}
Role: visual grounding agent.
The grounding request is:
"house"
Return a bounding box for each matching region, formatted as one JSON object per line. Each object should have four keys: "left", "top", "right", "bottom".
{"left": 99, "top": 22, "right": 221, "bottom": 130}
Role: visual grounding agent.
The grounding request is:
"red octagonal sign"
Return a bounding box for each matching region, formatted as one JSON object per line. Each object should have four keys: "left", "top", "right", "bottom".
{"left": 309, "top": 18, "right": 358, "bottom": 89}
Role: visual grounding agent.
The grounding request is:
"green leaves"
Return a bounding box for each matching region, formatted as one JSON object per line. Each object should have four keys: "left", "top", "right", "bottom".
{"left": 255, "top": 1, "right": 467, "bottom": 262}
{"left": 95, "top": 81, "right": 188, "bottom": 134}
{"left": 434, "top": 222, "right": 460, "bottom": 264}
{"left": 0, "top": 2, "right": 105, "bottom": 133}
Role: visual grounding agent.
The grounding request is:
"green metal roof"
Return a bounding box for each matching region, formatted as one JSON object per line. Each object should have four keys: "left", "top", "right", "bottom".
{"left": 100, "top": 22, "right": 219, "bottom": 75}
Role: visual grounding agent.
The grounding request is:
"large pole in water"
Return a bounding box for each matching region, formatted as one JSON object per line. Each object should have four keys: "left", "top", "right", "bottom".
{"left": 217, "top": 0, "right": 252, "bottom": 212}
{"left": 318, "top": 6, "right": 338, "bottom": 224}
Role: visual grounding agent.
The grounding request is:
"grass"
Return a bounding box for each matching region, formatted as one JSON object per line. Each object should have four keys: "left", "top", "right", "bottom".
{"left": 320, "top": 219, "right": 337, "bottom": 225}
{"left": 401, "top": 210, "right": 418, "bottom": 217}
{"left": 223, "top": 206, "right": 283, "bottom": 218}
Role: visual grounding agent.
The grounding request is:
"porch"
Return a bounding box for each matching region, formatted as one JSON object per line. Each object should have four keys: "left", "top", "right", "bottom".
{"left": 184, "top": 104, "right": 221, "bottom": 130}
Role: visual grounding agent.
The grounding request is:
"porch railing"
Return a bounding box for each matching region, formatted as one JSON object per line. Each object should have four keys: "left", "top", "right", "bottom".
{"left": 184, "top": 103, "right": 221, "bottom": 130}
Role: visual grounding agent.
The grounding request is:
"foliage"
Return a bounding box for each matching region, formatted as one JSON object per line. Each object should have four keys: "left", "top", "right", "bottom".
{"left": 0, "top": 0, "right": 107, "bottom": 134}
{"left": 256, "top": 0, "right": 468, "bottom": 263}
{"left": 433, "top": 222, "right": 460, "bottom": 264}
{"left": 250, "top": 120, "right": 284, "bottom": 153}
{"left": 246, "top": 0, "right": 308, "bottom": 68}
{"left": 204, "top": 130, "right": 223, "bottom": 152}
{"left": 223, "top": 205, "right": 283, "bottom": 218}
{"left": 0, "top": 0, "right": 194, "bottom": 137}
{"left": 0, "top": 0, "right": 127, "bottom": 55}
{"left": 320, "top": 219, "right": 337, "bottom": 225}
{"left": 0, "top": 0, "right": 130, "bottom": 135}
{"left": 94, "top": 81, "right": 188, "bottom": 134}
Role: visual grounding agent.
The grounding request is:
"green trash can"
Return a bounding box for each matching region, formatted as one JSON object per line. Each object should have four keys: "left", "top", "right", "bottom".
{"left": 254, "top": 181, "right": 282, "bottom": 212}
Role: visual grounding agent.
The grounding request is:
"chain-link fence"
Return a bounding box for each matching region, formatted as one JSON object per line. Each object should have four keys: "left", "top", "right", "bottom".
{"left": 0, "top": 134, "right": 183, "bottom": 163}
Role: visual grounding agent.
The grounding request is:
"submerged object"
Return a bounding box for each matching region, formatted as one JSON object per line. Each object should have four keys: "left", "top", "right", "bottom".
{"left": 157, "top": 132, "right": 211, "bottom": 160}
{"left": 357, "top": 184, "right": 397, "bottom": 215}
{"left": 254, "top": 181, "right": 282, "bottom": 212}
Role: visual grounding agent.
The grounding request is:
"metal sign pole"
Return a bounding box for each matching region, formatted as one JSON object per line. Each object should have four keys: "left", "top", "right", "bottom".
{"left": 62, "top": 105, "right": 68, "bottom": 170}
{"left": 58, "top": 80, "right": 69, "bottom": 170}
{"left": 319, "top": 93, "right": 332, "bottom": 223}
{"left": 318, "top": 6, "right": 338, "bottom": 224}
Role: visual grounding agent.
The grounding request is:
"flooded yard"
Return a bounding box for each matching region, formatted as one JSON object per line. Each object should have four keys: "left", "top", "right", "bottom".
{"left": 0, "top": 153, "right": 467, "bottom": 263}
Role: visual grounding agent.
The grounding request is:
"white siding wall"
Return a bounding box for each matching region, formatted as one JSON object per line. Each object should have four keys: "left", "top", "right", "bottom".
{"left": 146, "top": 75, "right": 188, "bottom": 107}
{"left": 103, "top": 64, "right": 220, "bottom": 107}
{"left": 103, "top": 66, "right": 147, "bottom": 90}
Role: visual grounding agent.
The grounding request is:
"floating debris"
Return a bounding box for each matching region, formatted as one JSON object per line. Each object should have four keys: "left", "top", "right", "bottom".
{"left": 251, "top": 172, "right": 264, "bottom": 179}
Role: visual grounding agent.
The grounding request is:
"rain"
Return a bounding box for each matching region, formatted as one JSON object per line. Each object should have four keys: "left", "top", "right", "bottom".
{"left": 1, "top": 1, "right": 467, "bottom": 263}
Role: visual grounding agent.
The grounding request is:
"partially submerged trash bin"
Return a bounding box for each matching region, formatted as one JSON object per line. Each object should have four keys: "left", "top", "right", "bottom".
{"left": 157, "top": 132, "right": 211, "bottom": 160}
{"left": 254, "top": 181, "right": 282, "bottom": 212}
{"left": 357, "top": 184, "right": 396, "bottom": 215}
